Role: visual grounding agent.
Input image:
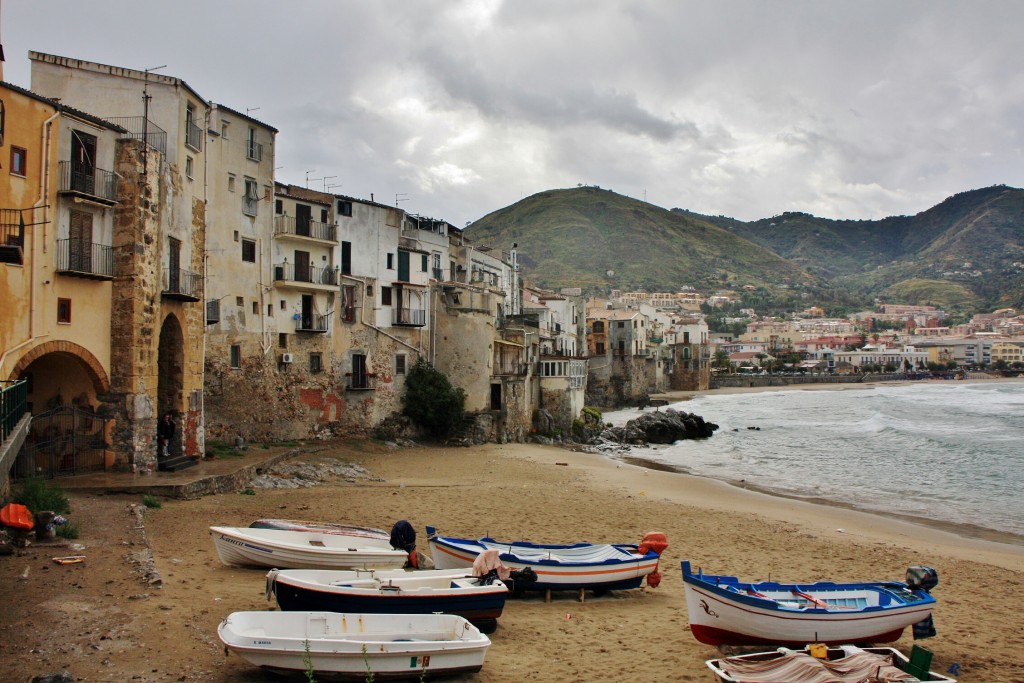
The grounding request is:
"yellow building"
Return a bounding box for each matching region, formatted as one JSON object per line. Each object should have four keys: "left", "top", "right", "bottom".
{"left": 2, "top": 80, "right": 123, "bottom": 475}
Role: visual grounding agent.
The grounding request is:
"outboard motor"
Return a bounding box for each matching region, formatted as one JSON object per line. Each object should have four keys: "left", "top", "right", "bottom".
{"left": 390, "top": 520, "right": 418, "bottom": 568}
{"left": 638, "top": 531, "right": 669, "bottom": 588}
{"left": 907, "top": 565, "right": 939, "bottom": 639}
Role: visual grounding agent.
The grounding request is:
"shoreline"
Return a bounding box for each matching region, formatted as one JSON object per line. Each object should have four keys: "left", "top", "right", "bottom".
{"left": 631, "top": 376, "right": 1024, "bottom": 549}
{"left": 617, "top": 454, "right": 1024, "bottom": 549}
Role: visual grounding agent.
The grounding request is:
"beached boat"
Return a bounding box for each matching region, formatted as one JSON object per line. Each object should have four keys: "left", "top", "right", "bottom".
{"left": 682, "top": 561, "right": 937, "bottom": 646}
{"left": 210, "top": 526, "right": 408, "bottom": 570}
{"left": 706, "top": 644, "right": 956, "bottom": 682}
{"left": 426, "top": 526, "right": 667, "bottom": 593}
{"left": 218, "top": 611, "right": 490, "bottom": 680}
{"left": 266, "top": 567, "right": 509, "bottom": 633}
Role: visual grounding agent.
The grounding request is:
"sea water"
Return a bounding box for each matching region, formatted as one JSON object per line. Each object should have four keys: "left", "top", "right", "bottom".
{"left": 603, "top": 381, "right": 1024, "bottom": 539}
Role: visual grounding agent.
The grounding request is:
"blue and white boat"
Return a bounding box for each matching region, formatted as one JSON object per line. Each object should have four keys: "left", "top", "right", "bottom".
{"left": 682, "top": 561, "right": 937, "bottom": 646}
{"left": 266, "top": 567, "right": 508, "bottom": 634}
{"left": 427, "top": 526, "right": 667, "bottom": 593}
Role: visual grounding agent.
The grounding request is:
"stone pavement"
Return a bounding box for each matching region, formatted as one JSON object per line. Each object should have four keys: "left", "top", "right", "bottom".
{"left": 58, "top": 446, "right": 301, "bottom": 500}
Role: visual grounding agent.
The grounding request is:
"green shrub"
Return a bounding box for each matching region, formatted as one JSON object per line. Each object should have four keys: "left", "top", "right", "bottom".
{"left": 402, "top": 358, "right": 466, "bottom": 439}
{"left": 13, "top": 477, "right": 71, "bottom": 515}
{"left": 142, "top": 494, "right": 162, "bottom": 509}
{"left": 56, "top": 519, "right": 80, "bottom": 539}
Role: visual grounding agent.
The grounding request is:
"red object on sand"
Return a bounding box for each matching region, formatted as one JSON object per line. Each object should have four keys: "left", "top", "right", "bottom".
{"left": 0, "top": 503, "right": 35, "bottom": 530}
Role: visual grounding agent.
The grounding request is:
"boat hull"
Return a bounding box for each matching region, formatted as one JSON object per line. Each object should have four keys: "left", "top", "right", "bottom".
{"left": 269, "top": 568, "right": 508, "bottom": 634}
{"left": 218, "top": 611, "right": 489, "bottom": 680}
{"left": 427, "top": 526, "right": 659, "bottom": 591}
{"left": 682, "top": 561, "right": 936, "bottom": 647}
{"left": 210, "top": 526, "right": 408, "bottom": 570}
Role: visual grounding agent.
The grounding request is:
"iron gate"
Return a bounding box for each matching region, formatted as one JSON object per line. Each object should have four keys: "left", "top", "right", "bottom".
{"left": 11, "top": 406, "right": 111, "bottom": 481}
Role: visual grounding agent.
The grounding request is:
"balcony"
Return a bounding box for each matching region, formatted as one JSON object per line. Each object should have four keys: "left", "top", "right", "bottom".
{"left": 247, "top": 139, "right": 263, "bottom": 162}
{"left": 1, "top": 209, "right": 25, "bottom": 264}
{"left": 274, "top": 215, "right": 337, "bottom": 243}
{"left": 296, "top": 314, "right": 330, "bottom": 333}
{"left": 57, "top": 161, "right": 118, "bottom": 205}
{"left": 346, "top": 373, "right": 376, "bottom": 391}
{"left": 492, "top": 360, "right": 529, "bottom": 376}
{"left": 56, "top": 239, "right": 114, "bottom": 280}
{"left": 392, "top": 308, "right": 426, "bottom": 327}
{"left": 273, "top": 263, "right": 338, "bottom": 289}
{"left": 185, "top": 119, "right": 203, "bottom": 151}
{"left": 105, "top": 116, "right": 167, "bottom": 156}
{"left": 162, "top": 267, "right": 202, "bottom": 302}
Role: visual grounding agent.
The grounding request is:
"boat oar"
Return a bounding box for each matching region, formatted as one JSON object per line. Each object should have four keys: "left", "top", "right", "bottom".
{"left": 792, "top": 589, "right": 830, "bottom": 609}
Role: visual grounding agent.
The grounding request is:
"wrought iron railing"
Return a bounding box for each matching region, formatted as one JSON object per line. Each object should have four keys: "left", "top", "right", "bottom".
{"left": 346, "top": 373, "right": 376, "bottom": 391}
{"left": 1, "top": 208, "right": 25, "bottom": 256}
{"left": 1, "top": 379, "right": 28, "bottom": 443}
{"left": 162, "top": 267, "right": 202, "bottom": 299}
{"left": 392, "top": 308, "right": 426, "bottom": 326}
{"left": 492, "top": 360, "right": 529, "bottom": 376}
{"left": 56, "top": 238, "right": 114, "bottom": 277}
{"left": 273, "top": 263, "right": 338, "bottom": 286}
{"left": 274, "top": 215, "right": 337, "bottom": 242}
{"left": 247, "top": 139, "right": 263, "bottom": 162}
{"left": 185, "top": 119, "right": 203, "bottom": 151}
{"left": 296, "top": 314, "right": 330, "bottom": 333}
{"left": 104, "top": 116, "right": 168, "bottom": 156}
{"left": 57, "top": 161, "right": 119, "bottom": 203}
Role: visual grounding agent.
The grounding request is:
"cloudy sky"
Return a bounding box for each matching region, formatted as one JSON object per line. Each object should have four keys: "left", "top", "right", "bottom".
{"left": 4, "top": 1, "right": 1021, "bottom": 225}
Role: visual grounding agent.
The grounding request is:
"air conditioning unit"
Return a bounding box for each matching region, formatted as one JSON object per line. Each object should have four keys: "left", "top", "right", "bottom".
{"left": 280, "top": 353, "right": 294, "bottom": 364}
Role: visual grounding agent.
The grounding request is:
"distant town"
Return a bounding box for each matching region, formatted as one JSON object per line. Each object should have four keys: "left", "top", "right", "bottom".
{"left": 2, "top": 52, "right": 1021, "bottom": 489}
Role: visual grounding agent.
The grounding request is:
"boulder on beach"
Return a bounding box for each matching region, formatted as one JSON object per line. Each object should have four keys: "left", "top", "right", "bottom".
{"left": 600, "top": 408, "right": 718, "bottom": 445}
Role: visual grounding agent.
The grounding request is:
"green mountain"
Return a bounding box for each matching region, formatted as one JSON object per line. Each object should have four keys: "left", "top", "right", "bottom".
{"left": 465, "top": 184, "right": 1024, "bottom": 314}
{"left": 465, "top": 186, "right": 822, "bottom": 300}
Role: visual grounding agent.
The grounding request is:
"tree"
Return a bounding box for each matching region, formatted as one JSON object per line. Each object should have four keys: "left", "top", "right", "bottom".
{"left": 402, "top": 358, "right": 467, "bottom": 439}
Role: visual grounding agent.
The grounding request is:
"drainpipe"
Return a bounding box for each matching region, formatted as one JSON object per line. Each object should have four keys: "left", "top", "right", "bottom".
{"left": 341, "top": 273, "right": 422, "bottom": 355}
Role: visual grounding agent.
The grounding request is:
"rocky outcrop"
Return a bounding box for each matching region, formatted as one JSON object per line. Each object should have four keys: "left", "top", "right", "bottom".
{"left": 600, "top": 408, "right": 718, "bottom": 445}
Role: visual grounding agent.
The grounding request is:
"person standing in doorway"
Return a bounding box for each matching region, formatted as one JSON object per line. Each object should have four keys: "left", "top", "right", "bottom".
{"left": 157, "top": 412, "right": 175, "bottom": 459}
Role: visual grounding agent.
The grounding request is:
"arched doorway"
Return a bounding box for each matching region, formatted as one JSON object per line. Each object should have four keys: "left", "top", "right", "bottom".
{"left": 9, "top": 342, "right": 113, "bottom": 479}
{"left": 157, "top": 314, "right": 185, "bottom": 418}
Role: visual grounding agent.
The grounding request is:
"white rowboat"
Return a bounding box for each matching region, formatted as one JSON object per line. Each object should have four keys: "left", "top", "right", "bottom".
{"left": 210, "top": 526, "right": 408, "bottom": 570}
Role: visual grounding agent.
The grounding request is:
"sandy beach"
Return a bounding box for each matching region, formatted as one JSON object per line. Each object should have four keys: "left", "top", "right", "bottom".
{"left": 2, "top": 430, "right": 1023, "bottom": 683}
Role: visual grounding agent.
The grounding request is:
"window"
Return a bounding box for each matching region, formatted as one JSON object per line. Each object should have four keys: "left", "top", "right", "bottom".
{"left": 596, "top": 342, "right": 605, "bottom": 354}
{"left": 228, "top": 174, "right": 236, "bottom": 192}
{"left": 386, "top": 253, "right": 394, "bottom": 269}
{"left": 342, "top": 285, "right": 356, "bottom": 322}
{"left": 381, "top": 286, "right": 392, "bottom": 306}
{"left": 395, "top": 354, "right": 406, "bottom": 375}
{"left": 341, "top": 241, "right": 352, "bottom": 275}
{"left": 233, "top": 230, "right": 239, "bottom": 242}
{"left": 278, "top": 333, "right": 287, "bottom": 348}
{"left": 236, "top": 296, "right": 244, "bottom": 307}
{"left": 252, "top": 301, "right": 258, "bottom": 315}
{"left": 310, "top": 353, "right": 323, "bottom": 373}
{"left": 241, "top": 238, "right": 256, "bottom": 262}
{"left": 220, "top": 120, "right": 229, "bottom": 138}
{"left": 275, "top": 199, "right": 283, "bottom": 214}
{"left": 421, "top": 254, "right": 428, "bottom": 272}
{"left": 185, "top": 156, "right": 194, "bottom": 180}
{"left": 350, "top": 353, "right": 369, "bottom": 389}
{"left": 320, "top": 208, "right": 328, "bottom": 223}
{"left": 337, "top": 200, "right": 352, "bottom": 216}
{"left": 243, "top": 178, "right": 259, "bottom": 216}
{"left": 247, "top": 127, "right": 262, "bottom": 161}
{"left": 230, "top": 344, "right": 241, "bottom": 368}
{"left": 57, "top": 298, "right": 71, "bottom": 324}
{"left": 267, "top": 304, "right": 273, "bottom": 316}
{"left": 10, "top": 146, "right": 27, "bottom": 176}
{"left": 280, "top": 299, "right": 286, "bottom": 310}
{"left": 617, "top": 321, "right": 625, "bottom": 329}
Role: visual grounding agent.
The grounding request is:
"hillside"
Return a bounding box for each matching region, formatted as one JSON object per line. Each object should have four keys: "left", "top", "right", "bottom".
{"left": 465, "top": 187, "right": 822, "bottom": 299}
{"left": 465, "top": 185, "right": 1024, "bottom": 313}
